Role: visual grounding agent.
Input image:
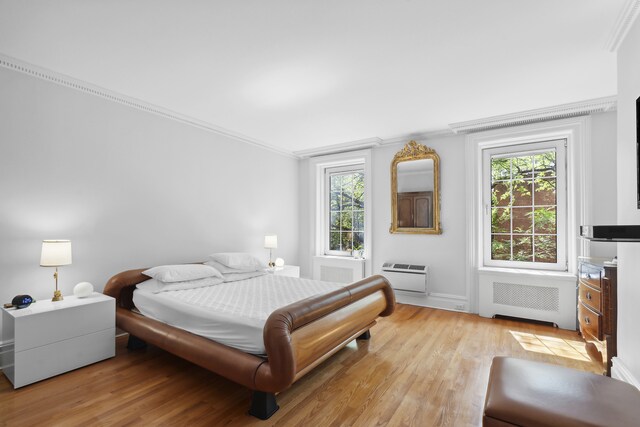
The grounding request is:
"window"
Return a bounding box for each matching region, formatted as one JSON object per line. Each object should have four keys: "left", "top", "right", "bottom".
{"left": 325, "top": 165, "right": 365, "bottom": 256}
{"left": 483, "top": 139, "right": 567, "bottom": 270}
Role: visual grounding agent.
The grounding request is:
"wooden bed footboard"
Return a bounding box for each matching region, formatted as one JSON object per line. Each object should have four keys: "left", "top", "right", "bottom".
{"left": 103, "top": 269, "right": 395, "bottom": 418}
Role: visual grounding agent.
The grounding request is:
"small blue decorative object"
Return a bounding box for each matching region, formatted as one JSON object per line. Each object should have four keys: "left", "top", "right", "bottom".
{"left": 11, "top": 295, "right": 34, "bottom": 309}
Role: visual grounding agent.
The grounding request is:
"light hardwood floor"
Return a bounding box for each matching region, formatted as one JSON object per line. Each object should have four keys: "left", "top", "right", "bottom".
{"left": 0, "top": 304, "right": 600, "bottom": 426}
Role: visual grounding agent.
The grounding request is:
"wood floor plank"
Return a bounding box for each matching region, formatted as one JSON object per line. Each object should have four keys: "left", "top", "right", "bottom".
{"left": 0, "top": 304, "right": 601, "bottom": 426}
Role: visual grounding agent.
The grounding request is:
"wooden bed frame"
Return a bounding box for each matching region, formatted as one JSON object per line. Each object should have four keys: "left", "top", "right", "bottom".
{"left": 103, "top": 269, "right": 396, "bottom": 419}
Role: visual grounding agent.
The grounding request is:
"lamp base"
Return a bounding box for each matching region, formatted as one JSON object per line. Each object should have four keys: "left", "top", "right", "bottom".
{"left": 52, "top": 290, "right": 64, "bottom": 302}
{"left": 268, "top": 261, "right": 276, "bottom": 268}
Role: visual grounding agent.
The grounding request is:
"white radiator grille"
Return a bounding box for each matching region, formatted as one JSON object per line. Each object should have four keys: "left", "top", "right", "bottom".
{"left": 492, "top": 282, "right": 559, "bottom": 312}
{"left": 313, "top": 256, "right": 365, "bottom": 283}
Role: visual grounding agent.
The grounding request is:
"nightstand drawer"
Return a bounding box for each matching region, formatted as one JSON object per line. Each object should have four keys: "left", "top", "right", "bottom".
{"left": 9, "top": 328, "right": 115, "bottom": 388}
{"left": 578, "top": 281, "right": 601, "bottom": 313}
{"left": 12, "top": 297, "right": 114, "bottom": 352}
{"left": 579, "top": 301, "right": 602, "bottom": 341}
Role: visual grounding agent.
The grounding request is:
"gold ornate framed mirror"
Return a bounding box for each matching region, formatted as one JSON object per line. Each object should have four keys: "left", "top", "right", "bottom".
{"left": 390, "top": 141, "right": 442, "bottom": 234}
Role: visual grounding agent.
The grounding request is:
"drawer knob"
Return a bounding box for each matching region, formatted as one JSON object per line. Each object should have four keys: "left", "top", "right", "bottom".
{"left": 586, "top": 292, "right": 592, "bottom": 300}
{"left": 584, "top": 317, "right": 591, "bottom": 325}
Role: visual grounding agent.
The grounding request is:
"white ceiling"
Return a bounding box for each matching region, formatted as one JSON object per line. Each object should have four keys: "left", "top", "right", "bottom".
{"left": 0, "top": 1, "right": 626, "bottom": 154}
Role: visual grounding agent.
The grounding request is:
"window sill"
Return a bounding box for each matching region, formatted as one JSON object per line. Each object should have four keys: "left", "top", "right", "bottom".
{"left": 315, "top": 255, "right": 366, "bottom": 261}
{"left": 478, "top": 266, "right": 576, "bottom": 280}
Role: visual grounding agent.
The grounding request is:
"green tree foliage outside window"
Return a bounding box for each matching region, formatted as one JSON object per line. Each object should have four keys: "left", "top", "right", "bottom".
{"left": 329, "top": 171, "right": 364, "bottom": 253}
{"left": 490, "top": 151, "right": 557, "bottom": 263}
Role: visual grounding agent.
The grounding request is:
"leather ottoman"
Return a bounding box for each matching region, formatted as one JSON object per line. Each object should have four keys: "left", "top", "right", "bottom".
{"left": 483, "top": 357, "right": 640, "bottom": 427}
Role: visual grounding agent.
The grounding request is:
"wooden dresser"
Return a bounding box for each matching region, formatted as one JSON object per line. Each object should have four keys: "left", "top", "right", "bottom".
{"left": 577, "top": 257, "right": 617, "bottom": 376}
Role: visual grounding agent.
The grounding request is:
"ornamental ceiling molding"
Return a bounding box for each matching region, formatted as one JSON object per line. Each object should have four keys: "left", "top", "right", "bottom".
{"left": 605, "top": 0, "right": 640, "bottom": 52}
{"left": 0, "top": 53, "right": 294, "bottom": 158}
{"left": 295, "top": 129, "right": 455, "bottom": 158}
{"left": 293, "top": 137, "right": 383, "bottom": 159}
{"left": 448, "top": 96, "right": 617, "bottom": 134}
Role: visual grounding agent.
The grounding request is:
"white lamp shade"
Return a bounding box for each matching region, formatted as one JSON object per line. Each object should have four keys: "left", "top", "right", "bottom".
{"left": 40, "top": 240, "right": 72, "bottom": 266}
{"left": 264, "top": 235, "right": 278, "bottom": 249}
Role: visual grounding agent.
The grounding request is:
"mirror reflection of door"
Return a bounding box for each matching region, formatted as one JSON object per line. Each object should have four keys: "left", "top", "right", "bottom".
{"left": 396, "top": 159, "right": 434, "bottom": 228}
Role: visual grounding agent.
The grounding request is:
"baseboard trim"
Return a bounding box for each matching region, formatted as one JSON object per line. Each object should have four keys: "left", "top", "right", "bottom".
{"left": 612, "top": 357, "right": 640, "bottom": 390}
{"left": 394, "top": 291, "right": 468, "bottom": 312}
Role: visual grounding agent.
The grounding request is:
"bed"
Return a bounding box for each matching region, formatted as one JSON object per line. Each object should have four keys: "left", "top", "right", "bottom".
{"left": 103, "top": 267, "right": 395, "bottom": 419}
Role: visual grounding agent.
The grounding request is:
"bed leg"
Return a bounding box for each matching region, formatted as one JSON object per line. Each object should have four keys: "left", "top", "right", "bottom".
{"left": 248, "top": 391, "right": 279, "bottom": 420}
{"left": 127, "top": 334, "right": 147, "bottom": 350}
{"left": 357, "top": 330, "right": 371, "bottom": 340}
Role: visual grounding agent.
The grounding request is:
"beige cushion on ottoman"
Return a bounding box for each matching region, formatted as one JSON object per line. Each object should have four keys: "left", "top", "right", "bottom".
{"left": 483, "top": 357, "right": 640, "bottom": 427}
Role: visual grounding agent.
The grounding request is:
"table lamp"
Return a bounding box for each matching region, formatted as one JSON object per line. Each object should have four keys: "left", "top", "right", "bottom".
{"left": 40, "top": 240, "right": 72, "bottom": 302}
{"left": 264, "top": 235, "right": 277, "bottom": 267}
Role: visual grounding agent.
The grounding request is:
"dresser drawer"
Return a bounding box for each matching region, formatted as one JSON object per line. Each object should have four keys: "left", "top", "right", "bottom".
{"left": 578, "top": 281, "right": 601, "bottom": 313}
{"left": 578, "top": 262, "right": 603, "bottom": 290}
{"left": 579, "top": 301, "right": 602, "bottom": 341}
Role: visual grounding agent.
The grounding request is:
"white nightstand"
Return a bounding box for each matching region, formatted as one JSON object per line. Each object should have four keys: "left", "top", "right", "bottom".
{"left": 1, "top": 293, "right": 115, "bottom": 388}
{"left": 271, "top": 265, "right": 300, "bottom": 278}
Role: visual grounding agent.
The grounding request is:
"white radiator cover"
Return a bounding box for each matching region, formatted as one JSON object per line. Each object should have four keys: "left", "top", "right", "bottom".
{"left": 478, "top": 268, "right": 577, "bottom": 330}
{"left": 313, "top": 256, "right": 365, "bottom": 283}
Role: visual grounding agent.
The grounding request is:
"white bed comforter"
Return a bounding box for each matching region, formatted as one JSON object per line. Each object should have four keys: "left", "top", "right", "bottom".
{"left": 132, "top": 274, "right": 344, "bottom": 355}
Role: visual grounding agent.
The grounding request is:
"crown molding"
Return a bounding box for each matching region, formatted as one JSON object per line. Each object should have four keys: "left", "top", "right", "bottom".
{"left": 378, "top": 129, "right": 455, "bottom": 146}
{"left": 448, "top": 96, "right": 617, "bottom": 134}
{"left": 295, "top": 129, "right": 456, "bottom": 158}
{"left": 0, "top": 53, "right": 295, "bottom": 158}
{"left": 294, "top": 137, "right": 383, "bottom": 158}
{"left": 605, "top": 0, "right": 640, "bottom": 52}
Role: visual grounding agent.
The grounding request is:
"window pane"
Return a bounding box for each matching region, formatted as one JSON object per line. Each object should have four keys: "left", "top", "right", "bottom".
{"left": 353, "top": 210, "right": 364, "bottom": 231}
{"left": 341, "top": 173, "right": 354, "bottom": 190}
{"left": 341, "top": 232, "right": 353, "bottom": 251}
{"left": 330, "top": 192, "right": 340, "bottom": 211}
{"left": 340, "top": 211, "right": 353, "bottom": 231}
{"left": 512, "top": 179, "right": 532, "bottom": 206}
{"left": 512, "top": 207, "right": 533, "bottom": 234}
{"left": 491, "top": 158, "right": 511, "bottom": 181}
{"left": 533, "top": 207, "right": 557, "bottom": 234}
{"left": 330, "top": 212, "right": 340, "bottom": 231}
{"left": 535, "top": 178, "right": 556, "bottom": 205}
{"left": 341, "top": 192, "right": 353, "bottom": 209}
{"left": 491, "top": 208, "right": 511, "bottom": 233}
{"left": 330, "top": 232, "right": 341, "bottom": 251}
{"left": 491, "top": 235, "right": 511, "bottom": 260}
{"left": 512, "top": 156, "right": 534, "bottom": 179}
{"left": 354, "top": 232, "right": 364, "bottom": 251}
{"left": 513, "top": 235, "right": 533, "bottom": 262}
{"left": 492, "top": 181, "right": 511, "bottom": 207}
{"left": 330, "top": 174, "right": 342, "bottom": 192}
{"left": 534, "top": 235, "right": 557, "bottom": 263}
{"left": 534, "top": 152, "right": 556, "bottom": 178}
{"left": 353, "top": 173, "right": 364, "bottom": 209}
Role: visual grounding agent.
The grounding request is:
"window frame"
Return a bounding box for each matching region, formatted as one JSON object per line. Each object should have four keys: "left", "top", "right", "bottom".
{"left": 324, "top": 164, "right": 366, "bottom": 256}
{"left": 482, "top": 138, "right": 567, "bottom": 271}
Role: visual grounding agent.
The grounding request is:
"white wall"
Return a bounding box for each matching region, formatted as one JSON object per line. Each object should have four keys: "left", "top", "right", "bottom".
{"left": 614, "top": 16, "right": 640, "bottom": 386}
{"left": 371, "top": 136, "right": 468, "bottom": 309}
{"left": 588, "top": 111, "right": 618, "bottom": 258}
{"left": 0, "top": 67, "right": 299, "bottom": 341}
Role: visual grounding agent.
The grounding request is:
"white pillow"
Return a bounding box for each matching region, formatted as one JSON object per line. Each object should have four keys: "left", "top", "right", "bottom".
{"left": 222, "top": 270, "right": 267, "bottom": 283}
{"left": 136, "top": 276, "right": 224, "bottom": 293}
{"left": 209, "top": 253, "right": 264, "bottom": 271}
{"left": 142, "top": 264, "right": 223, "bottom": 283}
{"left": 205, "top": 259, "right": 258, "bottom": 274}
